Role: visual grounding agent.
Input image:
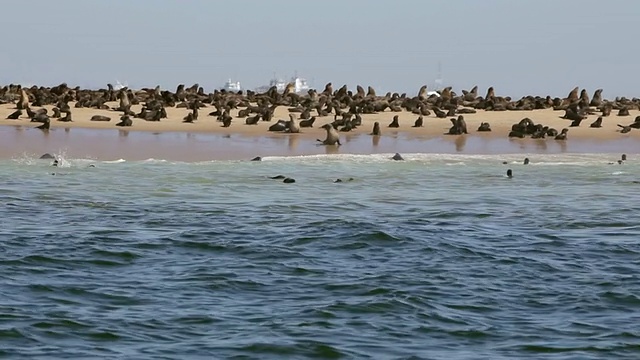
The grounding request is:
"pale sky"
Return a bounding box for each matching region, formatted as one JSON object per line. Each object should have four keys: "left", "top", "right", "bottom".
{"left": 2, "top": 0, "right": 637, "bottom": 98}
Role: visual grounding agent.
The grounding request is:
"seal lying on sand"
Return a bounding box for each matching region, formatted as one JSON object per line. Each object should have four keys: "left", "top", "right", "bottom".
{"left": 91, "top": 115, "right": 111, "bottom": 122}
{"left": 268, "top": 120, "right": 288, "bottom": 132}
{"left": 299, "top": 116, "right": 316, "bottom": 128}
{"left": 317, "top": 124, "right": 341, "bottom": 145}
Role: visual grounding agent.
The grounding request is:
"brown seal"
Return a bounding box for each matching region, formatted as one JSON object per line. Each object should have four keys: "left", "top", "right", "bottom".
{"left": 371, "top": 121, "right": 381, "bottom": 135}
{"left": 388, "top": 115, "right": 399, "bottom": 128}
{"left": 554, "top": 128, "right": 569, "bottom": 140}
{"left": 477, "top": 122, "right": 491, "bottom": 132}
{"left": 116, "top": 115, "right": 133, "bottom": 127}
{"left": 6, "top": 109, "right": 22, "bottom": 119}
{"left": 412, "top": 116, "right": 423, "bottom": 127}
{"left": 317, "top": 124, "right": 341, "bottom": 145}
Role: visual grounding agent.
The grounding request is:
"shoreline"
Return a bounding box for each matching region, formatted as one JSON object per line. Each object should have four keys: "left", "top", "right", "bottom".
{"left": 1, "top": 125, "right": 637, "bottom": 162}
{"left": 2, "top": 85, "right": 640, "bottom": 161}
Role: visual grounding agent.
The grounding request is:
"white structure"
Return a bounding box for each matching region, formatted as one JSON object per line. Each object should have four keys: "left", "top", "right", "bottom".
{"left": 255, "top": 73, "right": 310, "bottom": 94}
{"left": 223, "top": 79, "right": 242, "bottom": 92}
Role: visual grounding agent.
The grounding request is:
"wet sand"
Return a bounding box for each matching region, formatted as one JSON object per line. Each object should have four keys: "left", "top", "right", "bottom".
{"left": 1, "top": 101, "right": 639, "bottom": 161}
{"left": 1, "top": 125, "right": 638, "bottom": 162}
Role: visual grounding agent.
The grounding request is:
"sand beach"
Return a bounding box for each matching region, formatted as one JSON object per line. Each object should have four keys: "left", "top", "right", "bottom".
{"left": 1, "top": 86, "right": 639, "bottom": 161}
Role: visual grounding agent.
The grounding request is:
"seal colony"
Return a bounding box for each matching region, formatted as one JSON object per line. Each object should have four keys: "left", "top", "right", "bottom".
{"left": 1, "top": 83, "right": 640, "bottom": 149}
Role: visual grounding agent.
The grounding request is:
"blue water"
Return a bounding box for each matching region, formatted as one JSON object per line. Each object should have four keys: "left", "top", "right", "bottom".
{"left": 1, "top": 153, "right": 640, "bottom": 359}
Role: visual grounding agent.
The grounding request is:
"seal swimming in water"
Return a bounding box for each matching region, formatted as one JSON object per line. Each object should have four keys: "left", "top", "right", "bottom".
{"left": 507, "top": 169, "right": 513, "bottom": 178}
{"left": 270, "top": 175, "right": 286, "bottom": 179}
{"left": 391, "top": 153, "right": 404, "bottom": 161}
{"left": 317, "top": 124, "right": 341, "bottom": 145}
{"left": 334, "top": 177, "right": 355, "bottom": 183}
{"left": 283, "top": 177, "right": 296, "bottom": 183}
{"left": 523, "top": 158, "right": 530, "bottom": 165}
{"left": 250, "top": 156, "right": 262, "bottom": 161}
{"left": 39, "top": 153, "right": 55, "bottom": 159}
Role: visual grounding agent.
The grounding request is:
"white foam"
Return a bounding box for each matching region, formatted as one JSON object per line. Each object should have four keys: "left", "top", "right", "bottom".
{"left": 103, "top": 159, "right": 127, "bottom": 164}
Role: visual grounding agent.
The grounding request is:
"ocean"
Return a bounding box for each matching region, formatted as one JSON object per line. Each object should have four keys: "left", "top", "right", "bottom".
{"left": 1, "top": 153, "right": 640, "bottom": 359}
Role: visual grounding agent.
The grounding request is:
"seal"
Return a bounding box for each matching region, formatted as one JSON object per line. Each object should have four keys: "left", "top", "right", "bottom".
{"left": 283, "top": 177, "right": 296, "bottom": 183}
{"left": 268, "top": 120, "right": 287, "bottom": 132}
{"left": 622, "top": 154, "right": 627, "bottom": 161}
{"left": 287, "top": 114, "right": 300, "bottom": 133}
{"left": 569, "top": 117, "right": 583, "bottom": 127}
{"left": 245, "top": 114, "right": 261, "bottom": 125}
{"left": 270, "top": 175, "right": 286, "bottom": 179}
{"left": 317, "top": 124, "right": 341, "bottom": 145}
{"left": 6, "top": 109, "right": 21, "bottom": 119}
{"left": 36, "top": 118, "right": 50, "bottom": 131}
{"left": 523, "top": 158, "right": 530, "bottom": 165}
{"left": 90, "top": 115, "right": 111, "bottom": 122}
{"left": 554, "top": 128, "right": 569, "bottom": 140}
{"left": 590, "top": 116, "right": 603, "bottom": 128}
{"left": 477, "top": 122, "right": 491, "bottom": 131}
{"left": 618, "top": 107, "right": 630, "bottom": 116}
{"left": 39, "top": 153, "right": 55, "bottom": 159}
{"left": 18, "top": 88, "right": 29, "bottom": 110}
{"left": 617, "top": 124, "right": 631, "bottom": 133}
{"left": 391, "top": 153, "right": 404, "bottom": 161}
{"left": 388, "top": 115, "right": 399, "bottom": 128}
{"left": 371, "top": 121, "right": 381, "bottom": 136}
{"left": 250, "top": 156, "right": 262, "bottom": 161}
{"left": 334, "top": 177, "right": 355, "bottom": 183}
{"left": 299, "top": 116, "right": 316, "bottom": 128}
{"left": 116, "top": 115, "right": 133, "bottom": 127}
{"left": 412, "top": 116, "right": 423, "bottom": 128}
{"left": 507, "top": 169, "right": 513, "bottom": 178}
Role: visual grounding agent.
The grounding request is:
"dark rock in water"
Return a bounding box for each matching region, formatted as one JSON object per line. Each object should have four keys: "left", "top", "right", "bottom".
{"left": 391, "top": 153, "right": 404, "bottom": 161}
{"left": 283, "top": 177, "right": 296, "bottom": 183}
{"left": 40, "top": 153, "right": 55, "bottom": 159}
{"left": 251, "top": 156, "right": 262, "bottom": 161}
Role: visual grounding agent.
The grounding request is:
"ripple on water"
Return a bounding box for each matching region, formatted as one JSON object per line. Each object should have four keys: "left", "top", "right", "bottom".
{"left": 2, "top": 155, "right": 640, "bottom": 358}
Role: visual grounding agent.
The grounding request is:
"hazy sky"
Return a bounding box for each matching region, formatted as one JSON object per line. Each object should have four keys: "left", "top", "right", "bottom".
{"left": 2, "top": 0, "right": 637, "bottom": 98}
